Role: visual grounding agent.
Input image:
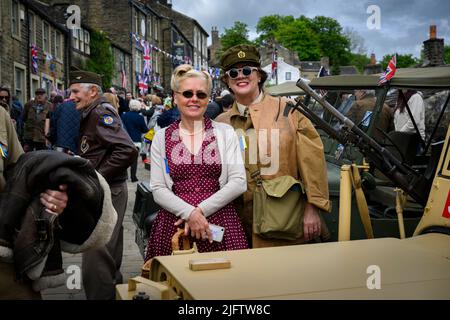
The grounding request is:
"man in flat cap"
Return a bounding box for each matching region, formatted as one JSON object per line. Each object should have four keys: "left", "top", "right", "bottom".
{"left": 69, "top": 70, "right": 138, "bottom": 300}
{"left": 22, "top": 88, "right": 52, "bottom": 152}
{"left": 216, "top": 44, "right": 330, "bottom": 249}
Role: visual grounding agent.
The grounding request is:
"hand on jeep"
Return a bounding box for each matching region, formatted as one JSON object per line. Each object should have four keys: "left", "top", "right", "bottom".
{"left": 303, "top": 202, "right": 321, "bottom": 242}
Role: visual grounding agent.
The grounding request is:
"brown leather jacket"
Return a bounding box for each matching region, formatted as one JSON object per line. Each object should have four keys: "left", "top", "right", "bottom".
{"left": 79, "top": 97, "right": 138, "bottom": 185}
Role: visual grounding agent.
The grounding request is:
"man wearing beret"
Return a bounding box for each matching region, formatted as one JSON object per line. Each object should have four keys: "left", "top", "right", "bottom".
{"left": 22, "top": 88, "right": 52, "bottom": 152}
{"left": 69, "top": 70, "right": 138, "bottom": 299}
{"left": 216, "top": 44, "right": 331, "bottom": 248}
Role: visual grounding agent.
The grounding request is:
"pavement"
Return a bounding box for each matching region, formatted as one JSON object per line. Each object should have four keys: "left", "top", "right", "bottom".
{"left": 41, "top": 160, "right": 149, "bottom": 300}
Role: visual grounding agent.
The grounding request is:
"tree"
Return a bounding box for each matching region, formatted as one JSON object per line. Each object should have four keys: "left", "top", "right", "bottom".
{"left": 381, "top": 53, "right": 418, "bottom": 69}
{"left": 219, "top": 21, "right": 253, "bottom": 52}
{"left": 308, "top": 16, "right": 352, "bottom": 74}
{"left": 275, "top": 18, "right": 321, "bottom": 61}
{"left": 445, "top": 45, "right": 450, "bottom": 64}
{"left": 349, "top": 53, "right": 371, "bottom": 73}
{"left": 85, "top": 30, "right": 114, "bottom": 89}
{"left": 344, "top": 27, "right": 367, "bottom": 55}
{"left": 256, "top": 15, "right": 294, "bottom": 44}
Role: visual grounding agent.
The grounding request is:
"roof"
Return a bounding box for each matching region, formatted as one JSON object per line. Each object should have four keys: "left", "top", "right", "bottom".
{"left": 26, "top": 0, "right": 69, "bottom": 33}
{"left": 339, "top": 66, "right": 359, "bottom": 75}
{"left": 300, "top": 61, "right": 321, "bottom": 71}
{"left": 265, "top": 80, "right": 307, "bottom": 96}
{"left": 308, "top": 66, "right": 450, "bottom": 90}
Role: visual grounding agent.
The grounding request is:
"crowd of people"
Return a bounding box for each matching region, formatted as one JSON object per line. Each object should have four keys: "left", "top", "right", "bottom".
{"left": 0, "top": 43, "right": 428, "bottom": 300}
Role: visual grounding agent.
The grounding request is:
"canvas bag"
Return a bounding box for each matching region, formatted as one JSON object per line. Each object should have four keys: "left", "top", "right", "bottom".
{"left": 251, "top": 167, "right": 306, "bottom": 241}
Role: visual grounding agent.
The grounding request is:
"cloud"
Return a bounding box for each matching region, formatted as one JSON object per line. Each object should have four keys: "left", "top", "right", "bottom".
{"left": 172, "top": 0, "right": 450, "bottom": 61}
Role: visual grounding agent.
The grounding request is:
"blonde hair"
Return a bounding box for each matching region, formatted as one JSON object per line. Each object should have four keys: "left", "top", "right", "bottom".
{"left": 170, "top": 64, "right": 212, "bottom": 95}
{"left": 104, "top": 92, "right": 119, "bottom": 111}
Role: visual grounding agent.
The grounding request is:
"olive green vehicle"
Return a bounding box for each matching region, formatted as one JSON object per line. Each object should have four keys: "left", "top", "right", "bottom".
{"left": 290, "top": 67, "right": 450, "bottom": 241}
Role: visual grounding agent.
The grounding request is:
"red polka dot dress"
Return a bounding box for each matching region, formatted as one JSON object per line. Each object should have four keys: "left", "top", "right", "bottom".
{"left": 145, "top": 118, "right": 248, "bottom": 261}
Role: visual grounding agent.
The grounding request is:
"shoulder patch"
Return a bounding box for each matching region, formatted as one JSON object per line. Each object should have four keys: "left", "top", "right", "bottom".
{"left": 101, "top": 115, "right": 115, "bottom": 126}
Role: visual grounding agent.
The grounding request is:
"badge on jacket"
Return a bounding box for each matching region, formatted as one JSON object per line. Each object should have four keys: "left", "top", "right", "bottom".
{"left": 0, "top": 143, "right": 8, "bottom": 159}
{"left": 80, "top": 136, "right": 89, "bottom": 154}
{"left": 101, "top": 115, "right": 115, "bottom": 126}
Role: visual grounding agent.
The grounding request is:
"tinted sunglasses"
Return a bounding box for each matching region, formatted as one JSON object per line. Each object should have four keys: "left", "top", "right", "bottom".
{"left": 225, "top": 66, "right": 258, "bottom": 79}
{"left": 0, "top": 96, "right": 9, "bottom": 100}
{"left": 176, "top": 90, "right": 208, "bottom": 100}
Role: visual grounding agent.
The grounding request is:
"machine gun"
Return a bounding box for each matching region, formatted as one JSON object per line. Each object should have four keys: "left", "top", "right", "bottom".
{"left": 290, "top": 78, "right": 431, "bottom": 207}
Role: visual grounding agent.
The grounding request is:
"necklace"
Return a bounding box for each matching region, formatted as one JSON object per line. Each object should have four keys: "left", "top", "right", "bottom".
{"left": 179, "top": 122, "right": 204, "bottom": 136}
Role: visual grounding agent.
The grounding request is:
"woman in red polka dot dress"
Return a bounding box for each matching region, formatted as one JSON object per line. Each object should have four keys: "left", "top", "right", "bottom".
{"left": 145, "top": 65, "right": 248, "bottom": 261}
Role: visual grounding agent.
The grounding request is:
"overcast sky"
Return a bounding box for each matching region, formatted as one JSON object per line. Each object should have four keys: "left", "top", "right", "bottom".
{"left": 172, "top": 0, "right": 450, "bottom": 61}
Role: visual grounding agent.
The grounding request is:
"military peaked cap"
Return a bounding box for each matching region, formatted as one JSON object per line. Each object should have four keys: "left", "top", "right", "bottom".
{"left": 69, "top": 70, "right": 102, "bottom": 86}
{"left": 219, "top": 44, "right": 261, "bottom": 70}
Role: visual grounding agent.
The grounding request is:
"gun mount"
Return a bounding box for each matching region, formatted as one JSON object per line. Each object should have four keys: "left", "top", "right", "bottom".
{"left": 293, "top": 78, "right": 431, "bottom": 206}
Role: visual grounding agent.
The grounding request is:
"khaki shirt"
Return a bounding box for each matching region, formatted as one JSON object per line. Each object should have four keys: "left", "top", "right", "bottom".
{"left": 0, "top": 107, "right": 24, "bottom": 191}
{"left": 216, "top": 93, "right": 331, "bottom": 212}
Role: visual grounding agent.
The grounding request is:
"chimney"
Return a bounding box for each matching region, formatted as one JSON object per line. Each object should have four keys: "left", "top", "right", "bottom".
{"left": 423, "top": 25, "right": 445, "bottom": 66}
{"left": 370, "top": 53, "right": 376, "bottom": 65}
{"left": 211, "top": 27, "right": 219, "bottom": 47}
{"left": 429, "top": 25, "right": 436, "bottom": 39}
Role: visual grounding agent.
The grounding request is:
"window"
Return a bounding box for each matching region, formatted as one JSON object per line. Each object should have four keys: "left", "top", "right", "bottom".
{"left": 29, "top": 13, "right": 36, "bottom": 44}
{"left": 285, "top": 72, "right": 292, "bottom": 81}
{"left": 72, "top": 29, "right": 79, "bottom": 50}
{"left": 134, "top": 11, "right": 138, "bottom": 35}
{"left": 154, "top": 20, "right": 158, "bottom": 40}
{"left": 14, "top": 64, "right": 26, "bottom": 103}
{"left": 55, "top": 31, "right": 62, "bottom": 59}
{"left": 42, "top": 22, "right": 50, "bottom": 52}
{"left": 135, "top": 51, "right": 141, "bottom": 74}
{"left": 51, "top": 30, "right": 56, "bottom": 57}
{"left": 147, "top": 16, "right": 152, "bottom": 39}
{"left": 79, "top": 29, "right": 84, "bottom": 53}
{"left": 11, "top": 0, "right": 20, "bottom": 36}
{"left": 41, "top": 74, "right": 53, "bottom": 97}
{"left": 84, "top": 30, "right": 90, "bottom": 54}
{"left": 30, "top": 75, "right": 40, "bottom": 97}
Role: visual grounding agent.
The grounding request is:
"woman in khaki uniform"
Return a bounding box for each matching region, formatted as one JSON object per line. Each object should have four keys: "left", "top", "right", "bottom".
{"left": 215, "top": 45, "right": 331, "bottom": 248}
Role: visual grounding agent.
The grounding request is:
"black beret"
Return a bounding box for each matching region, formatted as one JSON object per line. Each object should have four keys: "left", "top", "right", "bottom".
{"left": 219, "top": 44, "right": 261, "bottom": 71}
{"left": 69, "top": 70, "right": 102, "bottom": 86}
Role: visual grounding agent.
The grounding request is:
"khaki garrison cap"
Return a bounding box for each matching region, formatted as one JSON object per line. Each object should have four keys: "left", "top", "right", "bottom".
{"left": 219, "top": 44, "right": 261, "bottom": 71}
{"left": 69, "top": 70, "right": 102, "bottom": 87}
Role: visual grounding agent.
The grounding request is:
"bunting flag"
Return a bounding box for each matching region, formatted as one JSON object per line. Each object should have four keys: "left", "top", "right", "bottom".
{"left": 317, "top": 66, "right": 330, "bottom": 97}
{"left": 379, "top": 54, "right": 397, "bottom": 85}
{"left": 141, "top": 40, "right": 152, "bottom": 76}
{"left": 121, "top": 69, "right": 127, "bottom": 89}
{"left": 271, "top": 49, "right": 278, "bottom": 80}
{"left": 137, "top": 73, "right": 148, "bottom": 95}
{"left": 31, "top": 45, "right": 38, "bottom": 74}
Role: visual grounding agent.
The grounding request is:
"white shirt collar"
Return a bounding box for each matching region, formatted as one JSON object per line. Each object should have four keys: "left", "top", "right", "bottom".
{"left": 236, "top": 91, "right": 264, "bottom": 116}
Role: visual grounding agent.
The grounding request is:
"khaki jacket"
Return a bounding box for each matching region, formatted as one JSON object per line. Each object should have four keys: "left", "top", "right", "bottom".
{"left": 22, "top": 100, "right": 51, "bottom": 143}
{"left": 216, "top": 94, "right": 331, "bottom": 212}
{"left": 0, "top": 107, "right": 24, "bottom": 191}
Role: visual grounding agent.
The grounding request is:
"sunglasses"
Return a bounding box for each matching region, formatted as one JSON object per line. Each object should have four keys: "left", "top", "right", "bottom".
{"left": 176, "top": 90, "right": 208, "bottom": 100}
{"left": 225, "top": 66, "right": 258, "bottom": 79}
{"left": 0, "top": 96, "right": 9, "bottom": 101}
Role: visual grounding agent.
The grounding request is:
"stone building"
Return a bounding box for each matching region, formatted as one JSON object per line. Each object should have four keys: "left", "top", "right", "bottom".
{"left": 208, "top": 26, "right": 221, "bottom": 67}
{"left": 0, "top": 0, "right": 68, "bottom": 104}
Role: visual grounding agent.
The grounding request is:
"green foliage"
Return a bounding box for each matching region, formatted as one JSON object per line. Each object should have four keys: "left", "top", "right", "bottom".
{"left": 349, "top": 53, "right": 371, "bottom": 73}
{"left": 381, "top": 53, "right": 418, "bottom": 69}
{"left": 85, "top": 30, "right": 114, "bottom": 89}
{"left": 274, "top": 18, "right": 321, "bottom": 61}
{"left": 255, "top": 14, "right": 351, "bottom": 74}
{"left": 220, "top": 21, "right": 253, "bottom": 52}
{"left": 445, "top": 45, "right": 450, "bottom": 64}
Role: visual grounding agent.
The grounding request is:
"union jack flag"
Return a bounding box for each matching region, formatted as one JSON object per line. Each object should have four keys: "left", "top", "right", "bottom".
{"left": 31, "top": 45, "right": 38, "bottom": 74}
{"left": 141, "top": 40, "right": 152, "bottom": 76}
{"left": 137, "top": 73, "right": 148, "bottom": 95}
{"left": 379, "top": 54, "right": 397, "bottom": 85}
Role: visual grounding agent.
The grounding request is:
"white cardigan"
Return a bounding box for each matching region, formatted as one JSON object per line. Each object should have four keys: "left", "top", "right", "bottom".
{"left": 150, "top": 120, "right": 247, "bottom": 221}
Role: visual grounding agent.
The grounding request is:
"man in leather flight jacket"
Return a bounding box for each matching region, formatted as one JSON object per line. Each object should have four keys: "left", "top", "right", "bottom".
{"left": 69, "top": 71, "right": 138, "bottom": 300}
